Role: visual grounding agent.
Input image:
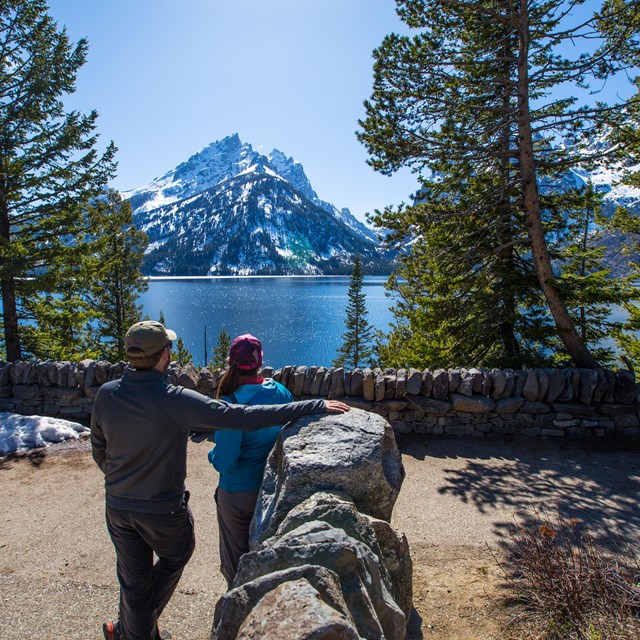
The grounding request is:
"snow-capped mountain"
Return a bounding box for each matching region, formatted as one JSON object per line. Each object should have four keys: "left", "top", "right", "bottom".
{"left": 124, "top": 134, "right": 385, "bottom": 275}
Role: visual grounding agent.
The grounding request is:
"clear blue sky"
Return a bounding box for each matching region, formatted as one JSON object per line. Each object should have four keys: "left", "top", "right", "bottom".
{"left": 46, "top": 0, "right": 417, "bottom": 223}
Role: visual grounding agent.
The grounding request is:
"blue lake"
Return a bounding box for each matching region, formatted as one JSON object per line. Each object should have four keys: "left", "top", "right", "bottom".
{"left": 139, "top": 277, "right": 395, "bottom": 369}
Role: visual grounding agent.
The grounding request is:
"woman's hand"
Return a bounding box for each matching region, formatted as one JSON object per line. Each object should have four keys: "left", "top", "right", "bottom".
{"left": 324, "top": 400, "right": 351, "bottom": 414}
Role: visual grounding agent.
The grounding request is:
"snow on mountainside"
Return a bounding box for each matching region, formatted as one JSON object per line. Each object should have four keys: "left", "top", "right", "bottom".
{"left": 124, "top": 134, "right": 388, "bottom": 275}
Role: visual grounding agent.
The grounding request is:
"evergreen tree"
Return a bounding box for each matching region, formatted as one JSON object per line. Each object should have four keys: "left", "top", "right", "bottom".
{"left": 210, "top": 329, "right": 231, "bottom": 370}
{"left": 174, "top": 337, "right": 192, "bottom": 366}
{"left": 156, "top": 310, "right": 192, "bottom": 365}
{"left": 0, "top": 0, "right": 117, "bottom": 360}
{"left": 358, "top": 0, "right": 640, "bottom": 369}
{"left": 87, "top": 190, "right": 148, "bottom": 362}
{"left": 333, "top": 255, "right": 376, "bottom": 368}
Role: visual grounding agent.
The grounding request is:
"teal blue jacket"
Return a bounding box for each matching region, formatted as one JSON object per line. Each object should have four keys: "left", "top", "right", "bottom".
{"left": 208, "top": 379, "right": 293, "bottom": 492}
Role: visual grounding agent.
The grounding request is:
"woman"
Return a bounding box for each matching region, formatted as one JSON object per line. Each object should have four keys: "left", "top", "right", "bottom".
{"left": 208, "top": 333, "right": 292, "bottom": 588}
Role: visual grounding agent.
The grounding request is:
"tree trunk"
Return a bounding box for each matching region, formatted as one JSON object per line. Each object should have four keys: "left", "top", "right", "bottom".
{"left": 515, "top": 0, "right": 598, "bottom": 368}
{"left": 0, "top": 191, "right": 21, "bottom": 361}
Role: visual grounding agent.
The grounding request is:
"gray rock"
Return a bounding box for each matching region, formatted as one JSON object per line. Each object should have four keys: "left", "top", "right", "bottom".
{"left": 593, "top": 368, "right": 609, "bottom": 402}
{"left": 421, "top": 370, "right": 434, "bottom": 397}
{"left": 490, "top": 369, "right": 506, "bottom": 400}
{"left": 522, "top": 370, "right": 539, "bottom": 401}
{"left": 251, "top": 410, "right": 405, "bottom": 545}
{"left": 234, "top": 579, "right": 360, "bottom": 640}
{"left": 303, "top": 367, "right": 318, "bottom": 396}
{"left": 366, "top": 517, "right": 413, "bottom": 618}
{"left": 447, "top": 369, "right": 461, "bottom": 393}
{"left": 495, "top": 397, "right": 525, "bottom": 414}
{"left": 431, "top": 369, "right": 449, "bottom": 400}
{"left": 196, "top": 369, "right": 215, "bottom": 396}
{"left": 546, "top": 369, "right": 566, "bottom": 403}
{"left": 502, "top": 369, "right": 515, "bottom": 398}
{"left": 551, "top": 402, "right": 595, "bottom": 417}
{"left": 310, "top": 367, "right": 326, "bottom": 396}
{"left": 470, "top": 368, "right": 484, "bottom": 394}
{"left": 614, "top": 369, "right": 635, "bottom": 404}
{"left": 513, "top": 370, "right": 528, "bottom": 397}
{"left": 406, "top": 369, "right": 422, "bottom": 395}
{"left": 480, "top": 369, "right": 493, "bottom": 397}
{"left": 293, "top": 366, "right": 307, "bottom": 397}
{"left": 406, "top": 395, "right": 452, "bottom": 415}
{"left": 384, "top": 371, "right": 397, "bottom": 400}
{"left": 396, "top": 369, "right": 407, "bottom": 399}
{"left": 328, "top": 368, "right": 345, "bottom": 399}
{"left": 457, "top": 370, "right": 474, "bottom": 397}
{"left": 536, "top": 369, "right": 550, "bottom": 401}
{"left": 362, "top": 369, "right": 375, "bottom": 402}
{"left": 520, "top": 401, "right": 551, "bottom": 414}
{"left": 319, "top": 369, "right": 333, "bottom": 397}
{"left": 578, "top": 368, "right": 598, "bottom": 405}
{"left": 450, "top": 393, "right": 496, "bottom": 413}
{"left": 93, "top": 361, "right": 111, "bottom": 385}
{"left": 177, "top": 364, "right": 199, "bottom": 389}
{"left": 374, "top": 371, "right": 386, "bottom": 401}
{"left": 212, "top": 566, "right": 355, "bottom": 640}
{"left": 558, "top": 369, "right": 575, "bottom": 402}
{"left": 350, "top": 369, "right": 364, "bottom": 398}
{"left": 603, "top": 369, "right": 617, "bottom": 402}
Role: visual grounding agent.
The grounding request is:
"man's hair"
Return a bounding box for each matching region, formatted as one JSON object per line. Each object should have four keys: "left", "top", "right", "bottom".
{"left": 127, "top": 347, "right": 165, "bottom": 370}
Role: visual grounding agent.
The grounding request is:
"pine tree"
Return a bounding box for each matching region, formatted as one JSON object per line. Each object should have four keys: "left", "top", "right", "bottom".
{"left": 210, "top": 329, "right": 231, "bottom": 370}
{"left": 0, "top": 0, "right": 117, "bottom": 360}
{"left": 358, "top": 0, "right": 640, "bottom": 369}
{"left": 87, "top": 190, "right": 148, "bottom": 362}
{"left": 174, "top": 337, "right": 192, "bottom": 366}
{"left": 333, "top": 255, "right": 376, "bottom": 368}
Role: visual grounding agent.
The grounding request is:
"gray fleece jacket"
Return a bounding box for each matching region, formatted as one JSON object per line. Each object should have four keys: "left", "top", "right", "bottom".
{"left": 90, "top": 367, "right": 326, "bottom": 512}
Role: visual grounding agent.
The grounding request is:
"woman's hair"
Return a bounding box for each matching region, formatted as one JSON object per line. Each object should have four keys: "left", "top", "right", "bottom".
{"left": 217, "top": 361, "right": 259, "bottom": 398}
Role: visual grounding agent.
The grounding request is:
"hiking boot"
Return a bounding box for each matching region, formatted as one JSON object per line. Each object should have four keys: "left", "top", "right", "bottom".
{"left": 102, "top": 620, "right": 120, "bottom": 640}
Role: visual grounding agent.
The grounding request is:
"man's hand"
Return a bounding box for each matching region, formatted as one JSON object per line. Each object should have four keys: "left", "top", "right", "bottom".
{"left": 324, "top": 400, "right": 351, "bottom": 414}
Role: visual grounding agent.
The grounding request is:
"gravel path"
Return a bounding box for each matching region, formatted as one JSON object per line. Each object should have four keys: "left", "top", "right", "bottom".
{"left": 0, "top": 433, "right": 638, "bottom": 639}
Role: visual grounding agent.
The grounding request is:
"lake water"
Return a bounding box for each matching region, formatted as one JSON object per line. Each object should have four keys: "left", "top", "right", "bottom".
{"left": 139, "top": 276, "right": 395, "bottom": 369}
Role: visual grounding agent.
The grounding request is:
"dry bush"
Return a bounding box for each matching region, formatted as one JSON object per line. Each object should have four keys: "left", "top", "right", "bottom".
{"left": 498, "top": 513, "right": 640, "bottom": 640}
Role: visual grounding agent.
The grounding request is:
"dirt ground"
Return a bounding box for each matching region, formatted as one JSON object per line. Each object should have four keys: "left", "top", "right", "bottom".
{"left": 0, "top": 432, "right": 638, "bottom": 640}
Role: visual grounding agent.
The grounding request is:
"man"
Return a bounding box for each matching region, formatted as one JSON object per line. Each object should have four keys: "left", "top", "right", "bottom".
{"left": 91, "top": 320, "right": 349, "bottom": 640}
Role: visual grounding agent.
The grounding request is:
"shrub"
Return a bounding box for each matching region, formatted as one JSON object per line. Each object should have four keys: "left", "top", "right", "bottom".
{"left": 499, "top": 513, "right": 640, "bottom": 640}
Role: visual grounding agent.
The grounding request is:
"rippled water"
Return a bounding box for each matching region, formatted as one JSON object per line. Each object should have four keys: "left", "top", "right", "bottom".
{"left": 139, "top": 276, "right": 394, "bottom": 368}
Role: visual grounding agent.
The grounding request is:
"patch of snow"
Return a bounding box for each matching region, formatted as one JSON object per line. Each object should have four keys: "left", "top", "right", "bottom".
{"left": 0, "top": 413, "right": 89, "bottom": 455}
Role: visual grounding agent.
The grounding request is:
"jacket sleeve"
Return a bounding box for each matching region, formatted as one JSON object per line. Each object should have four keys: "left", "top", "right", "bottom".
{"left": 90, "top": 391, "right": 108, "bottom": 473}
{"left": 208, "top": 429, "right": 243, "bottom": 473}
{"left": 176, "top": 388, "right": 327, "bottom": 432}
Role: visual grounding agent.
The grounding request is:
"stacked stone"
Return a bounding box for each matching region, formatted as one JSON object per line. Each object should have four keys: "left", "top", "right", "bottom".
{"left": 0, "top": 359, "right": 638, "bottom": 438}
{"left": 259, "top": 365, "right": 639, "bottom": 439}
{"left": 211, "top": 409, "right": 412, "bottom": 640}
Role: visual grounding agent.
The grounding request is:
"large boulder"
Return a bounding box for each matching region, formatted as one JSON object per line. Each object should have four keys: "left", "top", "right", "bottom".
{"left": 250, "top": 409, "right": 405, "bottom": 546}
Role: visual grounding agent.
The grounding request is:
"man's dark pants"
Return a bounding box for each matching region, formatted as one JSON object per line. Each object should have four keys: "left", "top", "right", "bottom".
{"left": 105, "top": 496, "right": 195, "bottom": 640}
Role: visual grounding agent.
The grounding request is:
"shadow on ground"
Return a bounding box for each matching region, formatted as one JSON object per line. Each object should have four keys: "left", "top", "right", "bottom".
{"left": 396, "top": 433, "right": 640, "bottom": 549}
{"left": 0, "top": 448, "right": 47, "bottom": 469}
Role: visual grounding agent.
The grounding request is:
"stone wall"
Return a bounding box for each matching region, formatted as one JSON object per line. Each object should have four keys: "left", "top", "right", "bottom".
{"left": 0, "top": 359, "right": 638, "bottom": 438}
